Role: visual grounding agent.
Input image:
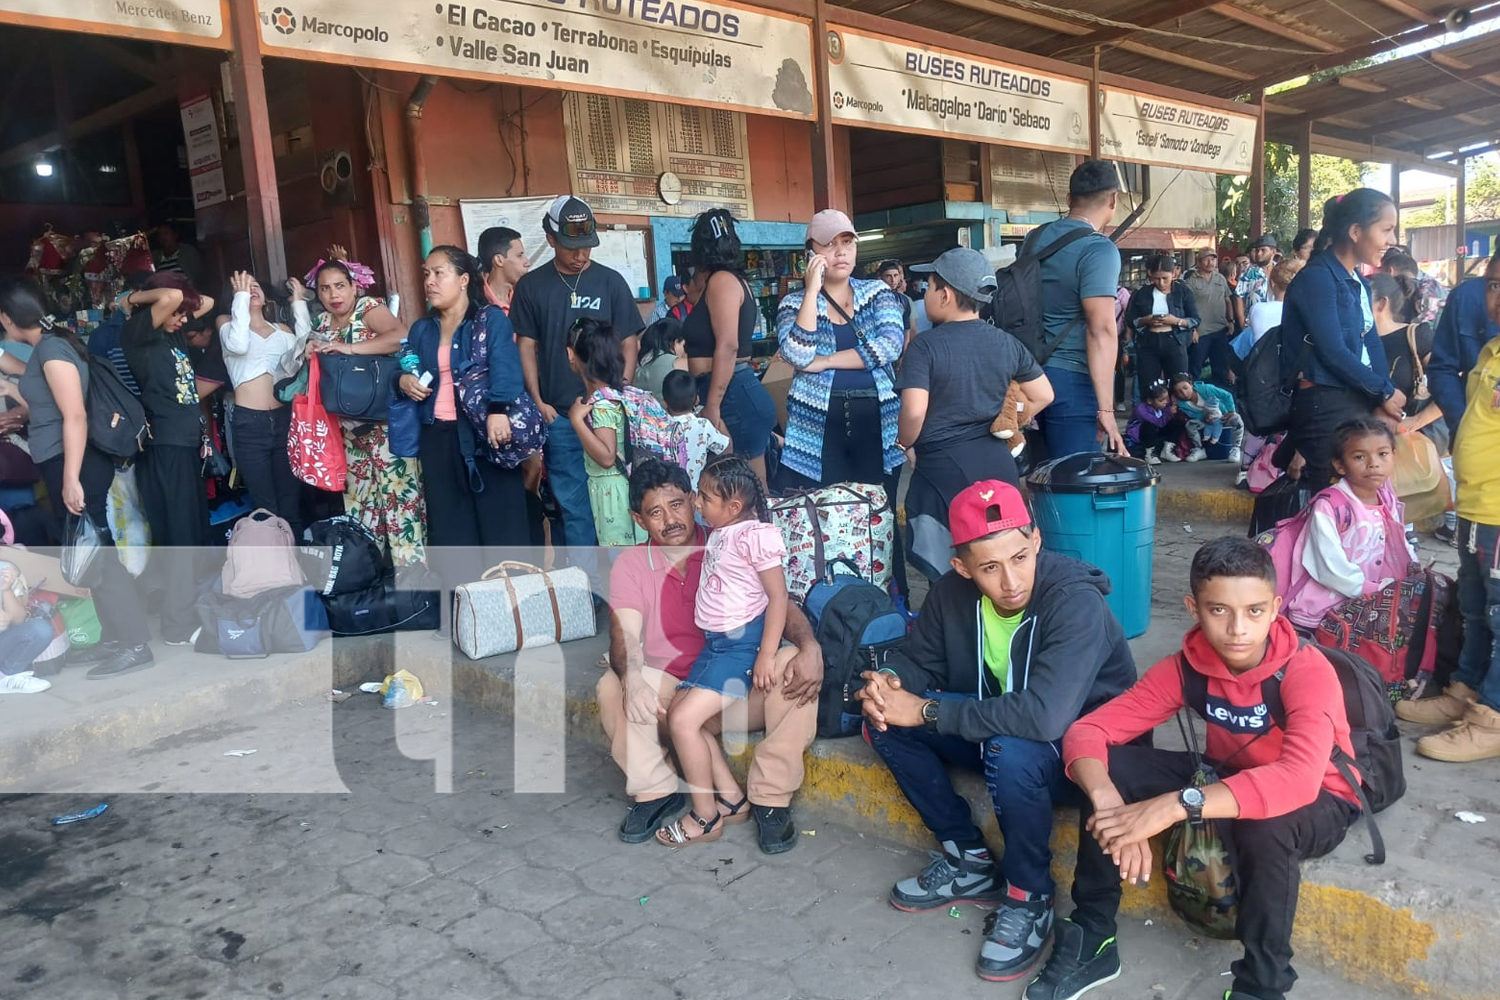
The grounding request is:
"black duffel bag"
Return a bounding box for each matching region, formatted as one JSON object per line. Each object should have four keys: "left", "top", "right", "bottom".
{"left": 318, "top": 353, "right": 399, "bottom": 422}
{"left": 322, "top": 568, "right": 442, "bottom": 637}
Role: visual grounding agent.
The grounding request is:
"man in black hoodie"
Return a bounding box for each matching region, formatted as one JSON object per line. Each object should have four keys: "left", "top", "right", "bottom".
{"left": 858, "top": 479, "right": 1136, "bottom": 984}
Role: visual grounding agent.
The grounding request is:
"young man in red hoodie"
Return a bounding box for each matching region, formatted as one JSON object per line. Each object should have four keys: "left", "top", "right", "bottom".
{"left": 1027, "top": 536, "right": 1361, "bottom": 1000}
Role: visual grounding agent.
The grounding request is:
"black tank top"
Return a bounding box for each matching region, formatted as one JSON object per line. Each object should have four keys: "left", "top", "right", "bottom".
{"left": 683, "top": 272, "right": 757, "bottom": 359}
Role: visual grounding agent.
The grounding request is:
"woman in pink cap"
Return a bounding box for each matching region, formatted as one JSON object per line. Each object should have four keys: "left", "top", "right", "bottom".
{"left": 775, "top": 209, "right": 906, "bottom": 498}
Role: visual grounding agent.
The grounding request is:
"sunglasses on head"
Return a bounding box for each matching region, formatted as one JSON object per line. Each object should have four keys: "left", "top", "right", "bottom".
{"left": 556, "top": 218, "right": 596, "bottom": 239}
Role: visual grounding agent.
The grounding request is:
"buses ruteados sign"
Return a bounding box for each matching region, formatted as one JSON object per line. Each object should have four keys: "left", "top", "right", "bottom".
{"left": 825, "top": 26, "right": 1089, "bottom": 154}
{"left": 258, "top": 0, "right": 815, "bottom": 119}
{"left": 1100, "top": 86, "right": 1258, "bottom": 174}
{"left": 0, "top": 0, "right": 227, "bottom": 45}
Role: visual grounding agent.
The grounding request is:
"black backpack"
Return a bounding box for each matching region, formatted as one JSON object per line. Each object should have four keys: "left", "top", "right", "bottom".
{"left": 1180, "top": 641, "right": 1403, "bottom": 864}
{"left": 300, "top": 515, "right": 384, "bottom": 596}
{"left": 1236, "top": 324, "right": 1312, "bottom": 437}
{"left": 84, "top": 357, "right": 148, "bottom": 461}
{"left": 991, "top": 224, "right": 1103, "bottom": 365}
{"left": 802, "top": 559, "right": 907, "bottom": 738}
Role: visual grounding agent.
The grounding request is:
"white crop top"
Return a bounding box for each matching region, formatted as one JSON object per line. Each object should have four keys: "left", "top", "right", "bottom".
{"left": 218, "top": 291, "right": 311, "bottom": 388}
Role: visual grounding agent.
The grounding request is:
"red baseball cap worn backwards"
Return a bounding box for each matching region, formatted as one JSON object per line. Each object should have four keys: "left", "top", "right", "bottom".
{"left": 948, "top": 480, "right": 1032, "bottom": 547}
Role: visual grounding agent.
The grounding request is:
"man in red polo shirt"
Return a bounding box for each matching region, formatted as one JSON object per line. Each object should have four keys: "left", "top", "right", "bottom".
{"left": 601, "top": 459, "right": 822, "bottom": 854}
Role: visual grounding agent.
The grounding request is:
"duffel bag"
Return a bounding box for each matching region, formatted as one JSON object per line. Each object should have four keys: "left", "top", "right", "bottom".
{"left": 301, "top": 515, "right": 383, "bottom": 596}
{"left": 323, "top": 571, "right": 441, "bottom": 637}
{"left": 454, "top": 561, "right": 595, "bottom": 660}
{"left": 768, "top": 482, "right": 893, "bottom": 600}
{"left": 194, "top": 585, "right": 331, "bottom": 656}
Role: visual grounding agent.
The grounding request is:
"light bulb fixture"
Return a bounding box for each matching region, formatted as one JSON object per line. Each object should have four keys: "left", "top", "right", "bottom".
{"left": 98, "top": 164, "right": 119, "bottom": 174}
{"left": 34, "top": 160, "right": 54, "bottom": 178}
{"left": 861, "top": 231, "right": 885, "bottom": 241}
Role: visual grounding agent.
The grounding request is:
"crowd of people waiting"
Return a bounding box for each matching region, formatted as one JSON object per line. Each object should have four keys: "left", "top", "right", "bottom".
{"left": 3, "top": 161, "right": 1500, "bottom": 1000}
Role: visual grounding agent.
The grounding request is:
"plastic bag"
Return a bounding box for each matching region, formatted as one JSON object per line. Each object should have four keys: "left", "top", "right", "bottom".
{"left": 380, "top": 668, "right": 424, "bottom": 710}
{"left": 1392, "top": 429, "right": 1443, "bottom": 499}
{"left": 60, "top": 511, "right": 107, "bottom": 589}
{"left": 106, "top": 465, "right": 151, "bottom": 577}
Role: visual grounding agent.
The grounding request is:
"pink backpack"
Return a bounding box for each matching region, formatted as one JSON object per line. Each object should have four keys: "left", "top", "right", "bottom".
{"left": 223, "top": 509, "right": 305, "bottom": 598}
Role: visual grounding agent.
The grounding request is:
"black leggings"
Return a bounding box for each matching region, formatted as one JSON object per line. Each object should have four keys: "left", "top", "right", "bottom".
{"left": 229, "top": 405, "right": 302, "bottom": 538}
{"left": 136, "top": 443, "right": 211, "bottom": 642}
{"left": 1135, "top": 330, "right": 1190, "bottom": 397}
{"left": 1287, "top": 384, "right": 1378, "bottom": 490}
{"left": 419, "top": 420, "right": 534, "bottom": 590}
{"left": 40, "top": 448, "right": 150, "bottom": 646}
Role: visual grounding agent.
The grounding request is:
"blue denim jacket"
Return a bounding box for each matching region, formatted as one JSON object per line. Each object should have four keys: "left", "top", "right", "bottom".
{"left": 1427, "top": 275, "right": 1500, "bottom": 427}
{"left": 405, "top": 306, "right": 524, "bottom": 425}
{"left": 1281, "top": 249, "right": 1392, "bottom": 401}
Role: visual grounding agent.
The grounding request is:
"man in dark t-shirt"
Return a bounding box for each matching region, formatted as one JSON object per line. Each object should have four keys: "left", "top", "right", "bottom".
{"left": 510, "top": 196, "right": 644, "bottom": 554}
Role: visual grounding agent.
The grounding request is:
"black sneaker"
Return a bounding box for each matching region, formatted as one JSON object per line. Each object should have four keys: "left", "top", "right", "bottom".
{"left": 1024, "top": 918, "right": 1120, "bottom": 1000}
{"left": 68, "top": 641, "right": 121, "bottom": 665}
{"left": 889, "top": 847, "right": 1002, "bottom": 912}
{"left": 752, "top": 804, "right": 798, "bottom": 854}
{"left": 618, "top": 792, "right": 686, "bottom": 844}
{"left": 1435, "top": 523, "right": 1459, "bottom": 548}
{"left": 976, "top": 894, "right": 1053, "bottom": 981}
{"left": 86, "top": 645, "right": 155, "bottom": 680}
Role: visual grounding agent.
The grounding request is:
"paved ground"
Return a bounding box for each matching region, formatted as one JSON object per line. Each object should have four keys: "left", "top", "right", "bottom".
{"left": 1, "top": 697, "right": 1424, "bottom": 1000}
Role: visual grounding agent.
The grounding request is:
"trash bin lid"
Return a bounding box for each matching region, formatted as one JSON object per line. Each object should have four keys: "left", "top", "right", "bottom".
{"left": 1026, "top": 452, "right": 1160, "bottom": 495}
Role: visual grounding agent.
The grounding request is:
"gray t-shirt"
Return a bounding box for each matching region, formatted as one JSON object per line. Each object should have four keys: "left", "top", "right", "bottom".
{"left": 19, "top": 336, "right": 88, "bottom": 464}
{"left": 1184, "top": 269, "right": 1232, "bottom": 336}
{"left": 896, "top": 318, "right": 1044, "bottom": 450}
{"left": 1021, "top": 218, "right": 1121, "bottom": 376}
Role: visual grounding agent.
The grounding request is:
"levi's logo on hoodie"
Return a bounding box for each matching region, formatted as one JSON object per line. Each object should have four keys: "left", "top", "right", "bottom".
{"left": 1204, "top": 694, "right": 1273, "bottom": 734}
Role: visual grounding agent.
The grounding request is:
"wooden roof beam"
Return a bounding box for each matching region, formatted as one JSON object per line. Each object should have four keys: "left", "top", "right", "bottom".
{"left": 1115, "top": 39, "right": 1255, "bottom": 80}
{"left": 1405, "top": 120, "right": 1500, "bottom": 150}
{"left": 1278, "top": 55, "right": 1500, "bottom": 124}
{"left": 1213, "top": 17, "right": 1468, "bottom": 97}
{"left": 1036, "top": 0, "right": 1224, "bottom": 56}
{"left": 75, "top": 38, "right": 166, "bottom": 83}
{"left": 1364, "top": 0, "right": 1439, "bottom": 23}
{"left": 934, "top": 0, "right": 1091, "bottom": 37}
{"left": 1210, "top": 5, "right": 1343, "bottom": 53}
{"left": 0, "top": 82, "right": 175, "bottom": 168}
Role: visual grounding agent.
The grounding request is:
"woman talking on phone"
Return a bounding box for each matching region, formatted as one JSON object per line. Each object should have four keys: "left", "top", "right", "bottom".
{"left": 775, "top": 209, "right": 906, "bottom": 494}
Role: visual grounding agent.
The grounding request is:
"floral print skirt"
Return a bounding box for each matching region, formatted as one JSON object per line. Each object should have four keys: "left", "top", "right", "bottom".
{"left": 341, "top": 419, "right": 426, "bottom": 566}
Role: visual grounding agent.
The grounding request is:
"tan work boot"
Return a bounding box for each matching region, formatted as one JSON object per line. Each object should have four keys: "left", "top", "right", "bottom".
{"left": 1416, "top": 703, "right": 1500, "bottom": 763}
{"left": 1396, "top": 681, "right": 1478, "bottom": 725}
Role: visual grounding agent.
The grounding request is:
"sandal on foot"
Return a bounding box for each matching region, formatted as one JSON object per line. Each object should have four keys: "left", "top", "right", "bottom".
{"left": 655, "top": 810, "right": 723, "bottom": 847}
{"left": 717, "top": 793, "right": 751, "bottom": 825}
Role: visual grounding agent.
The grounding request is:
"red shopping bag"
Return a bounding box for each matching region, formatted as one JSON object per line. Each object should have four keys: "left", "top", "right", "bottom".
{"left": 288, "top": 353, "right": 347, "bottom": 492}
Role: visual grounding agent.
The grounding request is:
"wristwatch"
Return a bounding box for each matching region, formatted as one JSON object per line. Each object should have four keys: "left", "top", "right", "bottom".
{"left": 920, "top": 699, "right": 940, "bottom": 731}
{"left": 1178, "top": 786, "right": 1206, "bottom": 824}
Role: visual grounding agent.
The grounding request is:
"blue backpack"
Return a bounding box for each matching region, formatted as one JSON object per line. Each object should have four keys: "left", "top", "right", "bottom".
{"left": 803, "top": 557, "right": 907, "bottom": 737}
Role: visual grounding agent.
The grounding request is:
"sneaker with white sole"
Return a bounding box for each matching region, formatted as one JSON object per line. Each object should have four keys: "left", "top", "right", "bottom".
{"left": 890, "top": 845, "right": 1003, "bottom": 912}
{"left": 1185, "top": 447, "right": 1207, "bottom": 462}
{"left": 976, "top": 890, "right": 1053, "bottom": 981}
{"left": 1226, "top": 447, "right": 1243, "bottom": 465}
{"left": 1160, "top": 448, "right": 1182, "bottom": 463}
{"left": 1025, "top": 918, "right": 1121, "bottom": 1000}
{"left": 0, "top": 672, "right": 52, "bottom": 694}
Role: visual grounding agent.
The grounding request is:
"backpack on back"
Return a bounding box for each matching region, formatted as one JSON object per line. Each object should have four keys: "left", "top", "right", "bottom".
{"left": 802, "top": 558, "right": 907, "bottom": 738}
{"left": 1237, "top": 325, "right": 1311, "bottom": 437}
{"left": 85, "top": 357, "right": 148, "bottom": 462}
{"left": 591, "top": 385, "right": 676, "bottom": 473}
{"left": 991, "top": 224, "right": 1101, "bottom": 365}
{"left": 223, "top": 509, "right": 305, "bottom": 599}
{"left": 1180, "top": 641, "right": 1403, "bottom": 865}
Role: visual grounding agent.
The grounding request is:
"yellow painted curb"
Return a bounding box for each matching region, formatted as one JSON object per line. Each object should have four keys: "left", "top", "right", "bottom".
{"left": 1157, "top": 487, "right": 1254, "bottom": 524}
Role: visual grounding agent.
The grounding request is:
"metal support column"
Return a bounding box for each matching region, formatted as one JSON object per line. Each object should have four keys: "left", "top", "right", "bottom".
{"left": 1249, "top": 89, "right": 1266, "bottom": 238}
{"left": 1298, "top": 121, "right": 1312, "bottom": 232}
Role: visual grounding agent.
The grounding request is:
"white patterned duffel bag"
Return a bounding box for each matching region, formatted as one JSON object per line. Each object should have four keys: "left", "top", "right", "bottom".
{"left": 453, "top": 561, "right": 596, "bottom": 660}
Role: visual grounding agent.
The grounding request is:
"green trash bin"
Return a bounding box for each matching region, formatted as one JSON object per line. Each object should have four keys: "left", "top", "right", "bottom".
{"left": 1027, "top": 453, "right": 1160, "bottom": 639}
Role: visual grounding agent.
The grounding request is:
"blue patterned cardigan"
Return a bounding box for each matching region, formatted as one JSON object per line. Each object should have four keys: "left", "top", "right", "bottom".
{"left": 776, "top": 278, "right": 907, "bottom": 483}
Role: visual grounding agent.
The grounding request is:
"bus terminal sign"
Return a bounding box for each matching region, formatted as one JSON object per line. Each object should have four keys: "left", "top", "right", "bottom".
{"left": 258, "top": 0, "right": 816, "bottom": 119}
{"left": 826, "top": 26, "right": 1089, "bottom": 154}
{"left": 1099, "top": 85, "right": 1258, "bottom": 174}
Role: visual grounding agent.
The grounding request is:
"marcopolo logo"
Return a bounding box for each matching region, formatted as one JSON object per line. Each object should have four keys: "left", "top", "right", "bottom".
{"left": 264, "top": 4, "right": 390, "bottom": 44}
{"left": 833, "top": 91, "right": 884, "bottom": 114}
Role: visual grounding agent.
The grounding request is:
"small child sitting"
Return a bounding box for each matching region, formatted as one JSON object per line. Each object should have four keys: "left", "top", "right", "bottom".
{"left": 662, "top": 370, "right": 730, "bottom": 490}
{"left": 1171, "top": 376, "right": 1245, "bottom": 464}
{"left": 0, "top": 561, "right": 54, "bottom": 692}
{"left": 1125, "top": 378, "right": 1185, "bottom": 464}
{"left": 1263, "top": 416, "right": 1417, "bottom": 632}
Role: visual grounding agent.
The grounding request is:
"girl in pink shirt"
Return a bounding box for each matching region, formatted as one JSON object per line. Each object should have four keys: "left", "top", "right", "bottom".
{"left": 656, "top": 455, "right": 788, "bottom": 846}
{"left": 1267, "top": 417, "right": 1417, "bottom": 630}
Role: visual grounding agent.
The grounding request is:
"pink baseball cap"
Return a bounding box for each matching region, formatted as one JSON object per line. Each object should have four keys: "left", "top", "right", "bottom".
{"left": 806, "top": 209, "right": 857, "bottom": 246}
{"left": 949, "top": 480, "right": 1032, "bottom": 547}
